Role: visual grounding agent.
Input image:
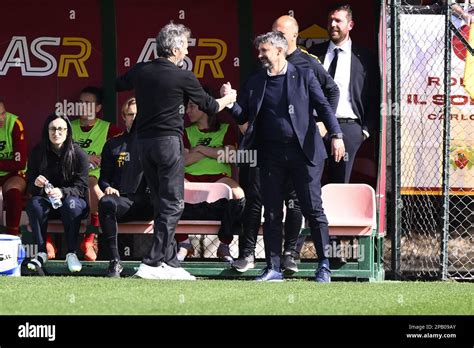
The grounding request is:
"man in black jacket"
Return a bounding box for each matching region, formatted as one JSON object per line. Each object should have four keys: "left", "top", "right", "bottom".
{"left": 222, "top": 31, "right": 344, "bottom": 282}
{"left": 309, "top": 4, "right": 380, "bottom": 183}
{"left": 116, "top": 23, "right": 235, "bottom": 280}
{"left": 233, "top": 15, "right": 341, "bottom": 275}
{"left": 99, "top": 98, "right": 243, "bottom": 278}
{"left": 98, "top": 98, "right": 152, "bottom": 277}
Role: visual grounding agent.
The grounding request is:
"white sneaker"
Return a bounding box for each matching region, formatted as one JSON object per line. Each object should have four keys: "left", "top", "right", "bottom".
{"left": 65, "top": 253, "right": 82, "bottom": 273}
{"left": 27, "top": 252, "right": 48, "bottom": 271}
{"left": 133, "top": 263, "right": 169, "bottom": 280}
{"left": 163, "top": 263, "right": 196, "bottom": 280}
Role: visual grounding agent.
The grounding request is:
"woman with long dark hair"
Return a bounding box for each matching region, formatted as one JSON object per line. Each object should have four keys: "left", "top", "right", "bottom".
{"left": 26, "top": 112, "right": 89, "bottom": 273}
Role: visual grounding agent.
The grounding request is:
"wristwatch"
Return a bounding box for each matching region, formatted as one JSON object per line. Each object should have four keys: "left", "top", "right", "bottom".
{"left": 330, "top": 132, "right": 343, "bottom": 139}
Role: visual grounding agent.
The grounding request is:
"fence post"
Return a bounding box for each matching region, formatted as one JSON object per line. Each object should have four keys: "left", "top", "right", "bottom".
{"left": 390, "top": 0, "right": 402, "bottom": 279}
{"left": 440, "top": 3, "right": 452, "bottom": 280}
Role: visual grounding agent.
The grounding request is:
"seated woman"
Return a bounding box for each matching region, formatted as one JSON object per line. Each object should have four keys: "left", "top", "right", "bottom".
{"left": 26, "top": 112, "right": 89, "bottom": 273}
{"left": 177, "top": 93, "right": 245, "bottom": 263}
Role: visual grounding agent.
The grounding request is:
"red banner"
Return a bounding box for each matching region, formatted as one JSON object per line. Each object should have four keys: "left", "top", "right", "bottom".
{"left": 0, "top": 0, "right": 379, "bottom": 176}
{"left": 115, "top": 0, "right": 240, "bottom": 129}
{"left": 0, "top": 0, "right": 103, "bottom": 152}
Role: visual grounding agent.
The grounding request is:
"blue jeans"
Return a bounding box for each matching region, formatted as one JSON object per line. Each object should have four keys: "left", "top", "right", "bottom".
{"left": 26, "top": 196, "right": 88, "bottom": 254}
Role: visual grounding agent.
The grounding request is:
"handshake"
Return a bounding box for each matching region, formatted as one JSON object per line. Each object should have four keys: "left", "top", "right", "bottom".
{"left": 219, "top": 82, "right": 237, "bottom": 106}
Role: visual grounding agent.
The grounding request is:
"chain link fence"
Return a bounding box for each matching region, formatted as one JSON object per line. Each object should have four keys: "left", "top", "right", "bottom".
{"left": 390, "top": 1, "right": 474, "bottom": 280}
{"left": 126, "top": 234, "right": 317, "bottom": 261}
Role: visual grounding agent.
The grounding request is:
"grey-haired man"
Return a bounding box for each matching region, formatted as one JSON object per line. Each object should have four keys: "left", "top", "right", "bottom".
{"left": 116, "top": 22, "right": 235, "bottom": 280}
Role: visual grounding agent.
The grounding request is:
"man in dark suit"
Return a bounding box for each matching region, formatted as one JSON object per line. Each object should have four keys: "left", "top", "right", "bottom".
{"left": 232, "top": 15, "right": 341, "bottom": 276}
{"left": 310, "top": 4, "right": 380, "bottom": 183}
{"left": 222, "top": 31, "right": 345, "bottom": 282}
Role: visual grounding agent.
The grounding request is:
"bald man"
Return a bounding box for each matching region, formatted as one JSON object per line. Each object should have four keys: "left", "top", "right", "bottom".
{"left": 273, "top": 15, "right": 339, "bottom": 111}
{"left": 233, "top": 16, "right": 340, "bottom": 276}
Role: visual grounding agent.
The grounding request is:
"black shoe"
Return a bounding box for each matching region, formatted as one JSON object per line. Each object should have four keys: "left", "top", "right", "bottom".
{"left": 282, "top": 253, "right": 299, "bottom": 275}
{"left": 27, "top": 252, "right": 47, "bottom": 276}
{"left": 255, "top": 267, "right": 284, "bottom": 282}
{"left": 315, "top": 266, "right": 331, "bottom": 283}
{"left": 107, "top": 260, "right": 123, "bottom": 278}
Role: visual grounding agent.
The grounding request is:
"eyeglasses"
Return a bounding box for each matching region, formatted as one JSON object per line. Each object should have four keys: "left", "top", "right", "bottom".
{"left": 49, "top": 127, "right": 67, "bottom": 134}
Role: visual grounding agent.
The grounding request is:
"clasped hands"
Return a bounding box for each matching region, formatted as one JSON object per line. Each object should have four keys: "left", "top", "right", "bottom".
{"left": 220, "top": 82, "right": 237, "bottom": 105}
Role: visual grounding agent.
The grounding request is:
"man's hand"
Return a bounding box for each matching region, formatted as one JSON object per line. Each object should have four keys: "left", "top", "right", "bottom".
{"left": 228, "top": 89, "right": 237, "bottom": 103}
{"left": 104, "top": 187, "right": 120, "bottom": 196}
{"left": 89, "top": 155, "right": 101, "bottom": 168}
{"left": 220, "top": 82, "right": 232, "bottom": 97}
{"left": 220, "top": 82, "right": 237, "bottom": 104}
{"left": 34, "top": 175, "right": 48, "bottom": 188}
{"left": 331, "top": 138, "right": 345, "bottom": 163}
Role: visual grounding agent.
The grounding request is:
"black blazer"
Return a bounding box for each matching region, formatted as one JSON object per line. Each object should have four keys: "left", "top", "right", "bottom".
{"left": 26, "top": 143, "right": 89, "bottom": 201}
{"left": 229, "top": 62, "right": 342, "bottom": 166}
{"left": 309, "top": 41, "right": 380, "bottom": 136}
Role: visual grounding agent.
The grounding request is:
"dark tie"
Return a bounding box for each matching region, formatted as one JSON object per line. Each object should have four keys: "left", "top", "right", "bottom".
{"left": 327, "top": 48, "right": 341, "bottom": 79}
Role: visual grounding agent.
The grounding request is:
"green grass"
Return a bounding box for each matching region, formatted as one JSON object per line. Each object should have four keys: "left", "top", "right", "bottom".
{"left": 0, "top": 277, "right": 472, "bottom": 315}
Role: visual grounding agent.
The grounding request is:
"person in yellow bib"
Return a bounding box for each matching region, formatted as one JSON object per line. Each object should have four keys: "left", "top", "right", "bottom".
{"left": 0, "top": 98, "right": 27, "bottom": 236}
{"left": 177, "top": 89, "right": 245, "bottom": 263}
{"left": 70, "top": 86, "right": 122, "bottom": 261}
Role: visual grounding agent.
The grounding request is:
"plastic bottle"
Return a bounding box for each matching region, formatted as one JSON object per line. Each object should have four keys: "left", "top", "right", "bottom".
{"left": 44, "top": 181, "right": 63, "bottom": 209}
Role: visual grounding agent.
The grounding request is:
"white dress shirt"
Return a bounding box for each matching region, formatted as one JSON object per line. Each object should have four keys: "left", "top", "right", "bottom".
{"left": 324, "top": 39, "right": 358, "bottom": 121}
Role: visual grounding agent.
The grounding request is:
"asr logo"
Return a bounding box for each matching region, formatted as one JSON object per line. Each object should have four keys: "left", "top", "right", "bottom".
{"left": 0, "top": 36, "right": 91, "bottom": 77}
{"left": 137, "top": 38, "right": 227, "bottom": 78}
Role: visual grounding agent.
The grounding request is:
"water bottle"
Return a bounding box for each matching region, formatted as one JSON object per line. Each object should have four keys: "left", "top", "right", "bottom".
{"left": 44, "top": 181, "right": 63, "bottom": 209}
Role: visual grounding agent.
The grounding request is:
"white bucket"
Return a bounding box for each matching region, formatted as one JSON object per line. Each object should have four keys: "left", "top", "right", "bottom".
{"left": 0, "top": 234, "right": 25, "bottom": 276}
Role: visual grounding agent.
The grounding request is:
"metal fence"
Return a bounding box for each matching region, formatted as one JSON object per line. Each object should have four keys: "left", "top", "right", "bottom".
{"left": 390, "top": 0, "right": 474, "bottom": 280}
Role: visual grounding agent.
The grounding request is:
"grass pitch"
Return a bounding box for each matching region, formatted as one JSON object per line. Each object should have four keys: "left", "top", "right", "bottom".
{"left": 0, "top": 277, "right": 472, "bottom": 315}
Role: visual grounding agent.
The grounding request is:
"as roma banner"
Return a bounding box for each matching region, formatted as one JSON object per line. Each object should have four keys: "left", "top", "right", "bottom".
{"left": 400, "top": 14, "right": 474, "bottom": 195}
{"left": 0, "top": 0, "right": 103, "bottom": 152}
{"left": 115, "top": 0, "right": 240, "bottom": 128}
